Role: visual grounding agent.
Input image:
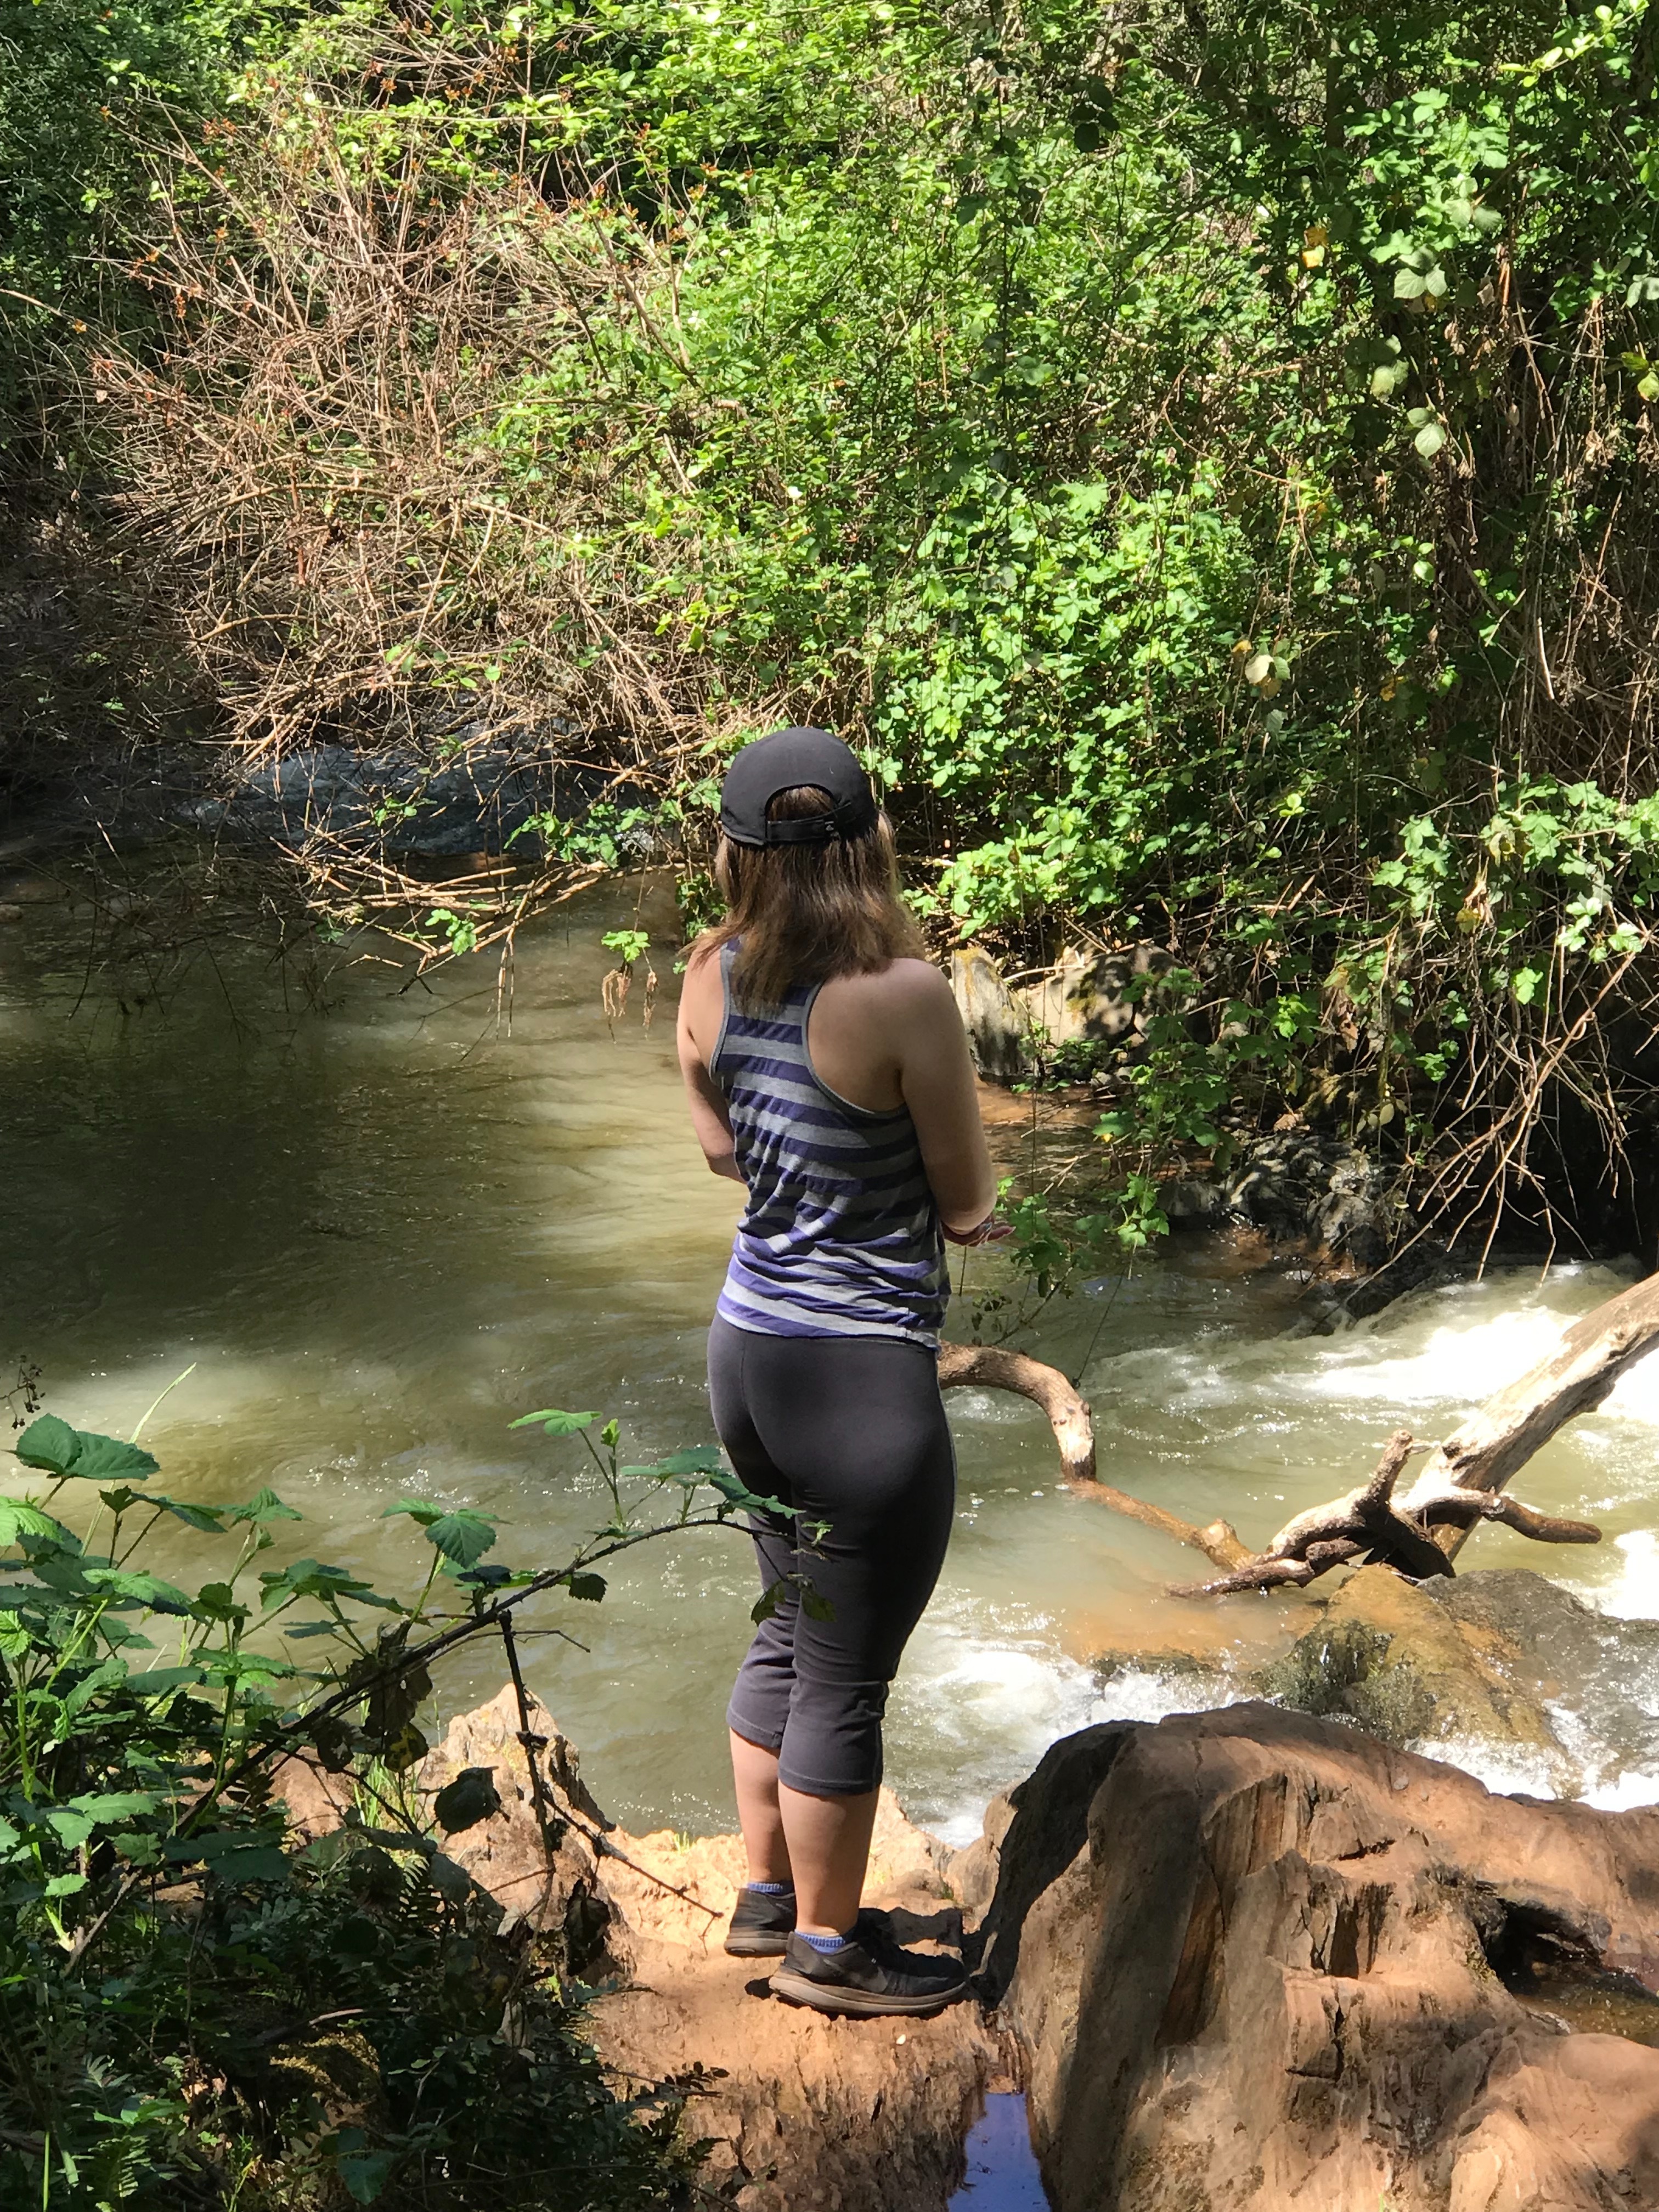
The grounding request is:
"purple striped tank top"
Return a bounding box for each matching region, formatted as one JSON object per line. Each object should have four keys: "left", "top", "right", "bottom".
{"left": 710, "top": 943, "right": 949, "bottom": 1347}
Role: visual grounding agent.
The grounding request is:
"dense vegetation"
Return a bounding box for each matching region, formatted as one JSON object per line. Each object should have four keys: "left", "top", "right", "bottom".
{"left": 0, "top": 1396, "right": 775, "bottom": 2208}
{"left": 4, "top": 0, "right": 1657, "bottom": 1246}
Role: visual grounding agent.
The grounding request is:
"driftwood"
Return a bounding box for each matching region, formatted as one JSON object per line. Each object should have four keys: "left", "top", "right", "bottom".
{"left": 940, "top": 1266, "right": 1659, "bottom": 1598}
{"left": 936, "top": 1342, "right": 1248, "bottom": 1572}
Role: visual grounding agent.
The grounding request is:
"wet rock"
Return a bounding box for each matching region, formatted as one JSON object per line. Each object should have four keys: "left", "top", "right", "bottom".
{"left": 1261, "top": 1564, "right": 1559, "bottom": 1757}
{"left": 191, "top": 741, "right": 565, "bottom": 857}
{"left": 967, "top": 1702, "right": 1659, "bottom": 2212}
{"left": 1263, "top": 1566, "right": 1659, "bottom": 1802}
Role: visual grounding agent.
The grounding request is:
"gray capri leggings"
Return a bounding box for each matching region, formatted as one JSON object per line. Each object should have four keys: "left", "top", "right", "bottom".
{"left": 708, "top": 1313, "right": 956, "bottom": 1798}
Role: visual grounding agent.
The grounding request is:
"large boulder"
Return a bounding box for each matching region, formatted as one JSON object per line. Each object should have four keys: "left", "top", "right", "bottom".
{"left": 965, "top": 1702, "right": 1659, "bottom": 2212}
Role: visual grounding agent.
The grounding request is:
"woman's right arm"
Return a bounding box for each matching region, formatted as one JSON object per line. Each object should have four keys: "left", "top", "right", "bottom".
{"left": 676, "top": 944, "right": 746, "bottom": 1182}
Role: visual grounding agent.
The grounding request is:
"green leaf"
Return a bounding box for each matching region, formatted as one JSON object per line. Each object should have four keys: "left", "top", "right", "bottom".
{"left": 336, "top": 2149, "right": 398, "bottom": 2205}
{"left": 432, "top": 1765, "right": 501, "bottom": 1834}
{"left": 620, "top": 1446, "right": 726, "bottom": 1480}
{"left": 15, "top": 1417, "right": 159, "bottom": 1485}
{"left": 0, "top": 1499, "right": 64, "bottom": 1547}
{"left": 66, "top": 1790, "right": 157, "bottom": 1824}
{"left": 1414, "top": 422, "right": 1447, "bottom": 458}
{"left": 46, "top": 1809, "right": 96, "bottom": 1848}
{"left": 1393, "top": 268, "right": 1427, "bottom": 300}
{"left": 708, "top": 1469, "right": 789, "bottom": 1519}
{"left": 509, "top": 1409, "right": 596, "bottom": 1435}
{"left": 191, "top": 1583, "right": 249, "bottom": 1624}
{"left": 44, "top": 1872, "right": 88, "bottom": 1899}
{"left": 125, "top": 1665, "right": 205, "bottom": 1695}
{"left": 566, "top": 1572, "right": 607, "bottom": 1602}
{"left": 224, "top": 1488, "right": 302, "bottom": 1525}
{"left": 422, "top": 1510, "right": 497, "bottom": 1568}
{"left": 382, "top": 1498, "right": 442, "bottom": 1528}
{"left": 81, "top": 1567, "right": 193, "bottom": 1614}
{"left": 1511, "top": 967, "right": 1543, "bottom": 1005}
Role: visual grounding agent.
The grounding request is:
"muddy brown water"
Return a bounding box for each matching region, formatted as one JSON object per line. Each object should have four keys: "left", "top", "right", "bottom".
{"left": 4, "top": 873, "right": 1659, "bottom": 1840}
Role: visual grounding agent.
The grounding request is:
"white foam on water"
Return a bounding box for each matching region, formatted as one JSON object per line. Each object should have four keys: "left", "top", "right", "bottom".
{"left": 895, "top": 1606, "right": 1241, "bottom": 1846}
{"left": 1583, "top": 1770, "right": 1659, "bottom": 1812}
{"left": 1588, "top": 1531, "right": 1659, "bottom": 1621}
{"left": 1295, "top": 1305, "right": 1575, "bottom": 1412}
{"left": 1418, "top": 1735, "right": 1560, "bottom": 1801}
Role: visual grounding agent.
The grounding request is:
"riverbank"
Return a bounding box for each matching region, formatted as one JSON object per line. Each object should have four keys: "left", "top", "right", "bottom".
{"left": 273, "top": 1681, "right": 1659, "bottom": 2212}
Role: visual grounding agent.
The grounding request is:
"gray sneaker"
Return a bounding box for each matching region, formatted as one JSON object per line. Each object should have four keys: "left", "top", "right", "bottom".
{"left": 769, "top": 1923, "right": 969, "bottom": 2017}
{"left": 724, "top": 1884, "right": 798, "bottom": 1957}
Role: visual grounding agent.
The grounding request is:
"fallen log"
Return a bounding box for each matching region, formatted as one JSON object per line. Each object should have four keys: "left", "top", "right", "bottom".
{"left": 943, "top": 1263, "right": 1657, "bottom": 1598}
{"left": 1396, "top": 1266, "right": 1659, "bottom": 1558}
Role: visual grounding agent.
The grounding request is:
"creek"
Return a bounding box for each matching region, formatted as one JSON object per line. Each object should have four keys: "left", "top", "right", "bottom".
{"left": 4, "top": 872, "right": 1659, "bottom": 1838}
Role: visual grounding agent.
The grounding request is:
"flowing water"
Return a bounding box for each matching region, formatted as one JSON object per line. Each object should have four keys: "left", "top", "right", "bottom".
{"left": 5, "top": 871, "right": 1659, "bottom": 1841}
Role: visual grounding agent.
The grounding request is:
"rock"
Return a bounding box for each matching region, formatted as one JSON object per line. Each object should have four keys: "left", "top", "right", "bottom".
{"left": 1023, "top": 944, "right": 1173, "bottom": 1050}
{"left": 414, "top": 1684, "right": 616, "bottom": 1966}
{"left": 0, "top": 874, "right": 67, "bottom": 903}
{"left": 964, "top": 1702, "right": 1659, "bottom": 2212}
{"left": 587, "top": 1786, "right": 997, "bottom": 2211}
{"left": 267, "top": 1755, "right": 354, "bottom": 1842}
{"left": 951, "top": 946, "right": 1031, "bottom": 1082}
{"left": 1261, "top": 1563, "right": 1559, "bottom": 1756}
{"left": 192, "top": 741, "right": 568, "bottom": 858}
{"left": 949, "top": 942, "right": 1174, "bottom": 1084}
{"left": 1264, "top": 1566, "right": 1659, "bottom": 1802}
{"left": 0, "top": 903, "right": 22, "bottom": 924}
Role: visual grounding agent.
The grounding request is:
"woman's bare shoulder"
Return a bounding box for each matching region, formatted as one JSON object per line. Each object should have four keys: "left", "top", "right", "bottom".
{"left": 823, "top": 958, "right": 956, "bottom": 1031}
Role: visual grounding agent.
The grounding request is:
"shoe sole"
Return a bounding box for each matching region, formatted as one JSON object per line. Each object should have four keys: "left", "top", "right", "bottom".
{"left": 724, "top": 1932, "right": 792, "bottom": 1957}
{"left": 768, "top": 1966, "right": 968, "bottom": 2017}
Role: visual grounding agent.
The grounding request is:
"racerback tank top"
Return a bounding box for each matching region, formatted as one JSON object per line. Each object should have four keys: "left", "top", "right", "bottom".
{"left": 710, "top": 943, "right": 949, "bottom": 1347}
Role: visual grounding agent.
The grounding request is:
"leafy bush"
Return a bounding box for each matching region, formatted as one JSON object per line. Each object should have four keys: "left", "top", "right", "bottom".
{"left": 12, "top": 0, "right": 1659, "bottom": 1248}
{"left": 0, "top": 1403, "right": 766, "bottom": 2208}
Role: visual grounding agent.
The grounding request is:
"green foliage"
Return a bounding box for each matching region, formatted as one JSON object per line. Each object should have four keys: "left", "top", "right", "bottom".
{"left": 0, "top": 1405, "right": 761, "bottom": 2207}
{"left": 10, "top": 0, "right": 1659, "bottom": 1239}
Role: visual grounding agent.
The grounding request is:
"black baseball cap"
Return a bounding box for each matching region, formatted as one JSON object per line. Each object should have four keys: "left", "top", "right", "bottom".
{"left": 718, "top": 727, "right": 880, "bottom": 848}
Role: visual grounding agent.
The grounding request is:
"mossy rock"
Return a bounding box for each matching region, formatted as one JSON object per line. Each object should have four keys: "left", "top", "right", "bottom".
{"left": 1260, "top": 1565, "right": 1558, "bottom": 1753}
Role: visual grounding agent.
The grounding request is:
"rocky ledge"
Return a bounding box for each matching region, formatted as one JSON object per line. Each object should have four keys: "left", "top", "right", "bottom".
{"left": 278, "top": 1682, "right": 1659, "bottom": 2212}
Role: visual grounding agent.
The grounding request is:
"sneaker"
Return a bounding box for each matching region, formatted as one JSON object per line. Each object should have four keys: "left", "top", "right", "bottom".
{"left": 768, "top": 1923, "right": 969, "bottom": 2017}
{"left": 724, "top": 1884, "right": 797, "bottom": 1957}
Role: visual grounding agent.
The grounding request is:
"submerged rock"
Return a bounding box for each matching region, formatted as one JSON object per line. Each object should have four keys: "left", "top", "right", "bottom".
{"left": 967, "top": 1702, "right": 1659, "bottom": 2212}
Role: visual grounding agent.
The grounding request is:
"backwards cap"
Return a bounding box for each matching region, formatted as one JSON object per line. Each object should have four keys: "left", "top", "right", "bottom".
{"left": 717, "top": 727, "right": 879, "bottom": 848}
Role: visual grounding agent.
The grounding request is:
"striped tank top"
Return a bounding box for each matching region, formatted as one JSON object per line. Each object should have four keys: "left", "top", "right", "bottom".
{"left": 712, "top": 943, "right": 949, "bottom": 1347}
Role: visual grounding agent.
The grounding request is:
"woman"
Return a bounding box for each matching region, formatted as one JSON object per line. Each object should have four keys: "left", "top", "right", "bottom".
{"left": 677, "top": 725, "right": 998, "bottom": 2018}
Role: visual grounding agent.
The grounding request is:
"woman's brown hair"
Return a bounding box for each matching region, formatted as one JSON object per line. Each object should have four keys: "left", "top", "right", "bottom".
{"left": 704, "top": 785, "right": 923, "bottom": 1007}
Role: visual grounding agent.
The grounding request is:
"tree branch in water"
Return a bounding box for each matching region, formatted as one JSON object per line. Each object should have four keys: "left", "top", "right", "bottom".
{"left": 944, "top": 1265, "right": 1659, "bottom": 1596}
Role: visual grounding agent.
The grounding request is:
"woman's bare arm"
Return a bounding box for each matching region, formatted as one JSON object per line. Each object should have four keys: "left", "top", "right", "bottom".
{"left": 881, "top": 963, "right": 997, "bottom": 1235}
{"left": 676, "top": 945, "right": 744, "bottom": 1181}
